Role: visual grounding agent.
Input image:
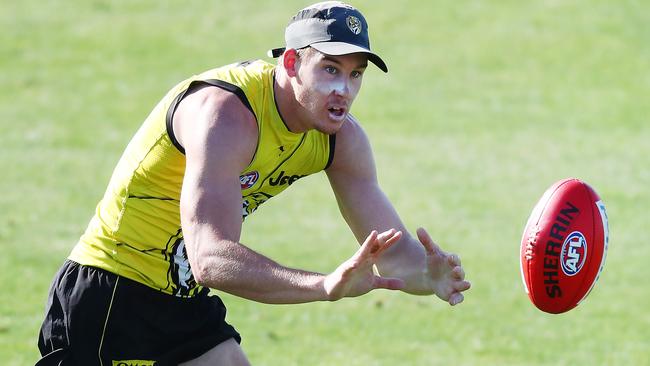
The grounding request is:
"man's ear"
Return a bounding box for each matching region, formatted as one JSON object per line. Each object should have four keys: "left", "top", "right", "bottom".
{"left": 283, "top": 48, "right": 298, "bottom": 77}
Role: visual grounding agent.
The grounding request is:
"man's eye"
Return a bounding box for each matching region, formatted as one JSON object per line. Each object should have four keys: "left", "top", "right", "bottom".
{"left": 325, "top": 66, "right": 337, "bottom": 74}
{"left": 351, "top": 70, "right": 363, "bottom": 78}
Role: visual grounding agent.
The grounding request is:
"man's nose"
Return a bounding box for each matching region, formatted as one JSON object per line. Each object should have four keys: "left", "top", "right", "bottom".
{"left": 332, "top": 78, "right": 350, "bottom": 97}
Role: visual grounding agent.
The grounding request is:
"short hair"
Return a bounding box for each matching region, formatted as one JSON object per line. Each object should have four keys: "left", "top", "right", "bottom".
{"left": 296, "top": 46, "right": 316, "bottom": 60}
{"left": 277, "top": 46, "right": 317, "bottom": 67}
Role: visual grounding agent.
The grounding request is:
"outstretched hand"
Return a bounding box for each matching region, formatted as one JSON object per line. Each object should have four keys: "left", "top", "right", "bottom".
{"left": 417, "top": 227, "right": 471, "bottom": 306}
{"left": 324, "top": 229, "right": 406, "bottom": 301}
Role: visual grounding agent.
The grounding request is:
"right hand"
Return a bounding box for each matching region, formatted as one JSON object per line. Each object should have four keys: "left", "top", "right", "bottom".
{"left": 323, "top": 229, "right": 406, "bottom": 301}
{"left": 416, "top": 228, "right": 471, "bottom": 306}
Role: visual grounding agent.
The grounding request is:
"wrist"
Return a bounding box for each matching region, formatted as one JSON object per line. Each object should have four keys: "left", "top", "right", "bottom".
{"left": 377, "top": 264, "right": 431, "bottom": 295}
{"left": 322, "top": 272, "right": 343, "bottom": 302}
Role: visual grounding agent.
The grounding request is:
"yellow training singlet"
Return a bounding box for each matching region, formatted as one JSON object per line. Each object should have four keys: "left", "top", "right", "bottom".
{"left": 69, "top": 60, "right": 334, "bottom": 297}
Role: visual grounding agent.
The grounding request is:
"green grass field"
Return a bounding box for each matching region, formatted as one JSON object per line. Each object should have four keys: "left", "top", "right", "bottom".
{"left": 2, "top": 1, "right": 649, "bottom": 364}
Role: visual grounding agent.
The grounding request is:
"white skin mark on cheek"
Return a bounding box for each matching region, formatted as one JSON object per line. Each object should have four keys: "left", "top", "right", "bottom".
{"left": 315, "top": 79, "right": 347, "bottom": 96}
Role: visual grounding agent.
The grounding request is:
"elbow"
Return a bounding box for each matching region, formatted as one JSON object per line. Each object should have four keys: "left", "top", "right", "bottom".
{"left": 188, "top": 248, "right": 229, "bottom": 290}
{"left": 192, "top": 263, "right": 211, "bottom": 288}
{"left": 185, "top": 240, "right": 214, "bottom": 288}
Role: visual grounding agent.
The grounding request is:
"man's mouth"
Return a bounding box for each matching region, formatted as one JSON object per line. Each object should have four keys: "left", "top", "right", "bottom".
{"left": 327, "top": 106, "right": 347, "bottom": 120}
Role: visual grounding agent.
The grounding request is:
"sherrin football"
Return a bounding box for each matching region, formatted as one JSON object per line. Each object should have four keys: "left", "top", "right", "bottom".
{"left": 520, "top": 178, "right": 609, "bottom": 314}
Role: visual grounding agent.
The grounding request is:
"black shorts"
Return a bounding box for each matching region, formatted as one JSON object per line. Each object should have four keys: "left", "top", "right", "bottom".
{"left": 37, "top": 260, "right": 241, "bottom": 366}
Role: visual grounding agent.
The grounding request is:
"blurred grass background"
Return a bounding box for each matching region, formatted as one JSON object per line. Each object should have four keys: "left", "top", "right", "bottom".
{"left": 1, "top": 0, "right": 649, "bottom": 364}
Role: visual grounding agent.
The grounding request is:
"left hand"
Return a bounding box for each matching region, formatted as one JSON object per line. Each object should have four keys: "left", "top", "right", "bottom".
{"left": 417, "top": 228, "right": 471, "bottom": 306}
{"left": 324, "top": 229, "right": 406, "bottom": 301}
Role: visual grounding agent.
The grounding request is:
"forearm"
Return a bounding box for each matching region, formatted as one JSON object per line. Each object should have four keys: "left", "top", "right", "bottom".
{"left": 330, "top": 181, "right": 433, "bottom": 295}
{"left": 189, "top": 236, "right": 329, "bottom": 304}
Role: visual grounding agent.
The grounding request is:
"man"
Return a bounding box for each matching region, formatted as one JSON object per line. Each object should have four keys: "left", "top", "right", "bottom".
{"left": 38, "top": 2, "right": 470, "bottom": 365}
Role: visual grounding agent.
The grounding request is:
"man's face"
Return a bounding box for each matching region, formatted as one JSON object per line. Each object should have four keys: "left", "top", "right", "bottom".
{"left": 292, "top": 49, "right": 368, "bottom": 134}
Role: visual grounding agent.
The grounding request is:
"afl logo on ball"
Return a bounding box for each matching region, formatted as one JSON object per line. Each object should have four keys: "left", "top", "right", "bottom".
{"left": 346, "top": 15, "right": 362, "bottom": 35}
{"left": 240, "top": 171, "right": 259, "bottom": 190}
{"left": 560, "top": 231, "right": 588, "bottom": 276}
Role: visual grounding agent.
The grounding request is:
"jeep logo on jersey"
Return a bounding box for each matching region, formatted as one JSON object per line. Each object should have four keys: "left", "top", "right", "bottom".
{"left": 240, "top": 171, "right": 259, "bottom": 189}
{"left": 269, "top": 171, "right": 307, "bottom": 186}
{"left": 560, "top": 231, "right": 588, "bottom": 276}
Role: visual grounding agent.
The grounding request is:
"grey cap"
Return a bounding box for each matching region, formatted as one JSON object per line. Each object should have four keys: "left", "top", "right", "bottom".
{"left": 268, "top": 1, "right": 388, "bottom": 73}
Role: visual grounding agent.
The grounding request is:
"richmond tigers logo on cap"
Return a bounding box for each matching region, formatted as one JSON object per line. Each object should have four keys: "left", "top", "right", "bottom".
{"left": 346, "top": 15, "right": 362, "bottom": 35}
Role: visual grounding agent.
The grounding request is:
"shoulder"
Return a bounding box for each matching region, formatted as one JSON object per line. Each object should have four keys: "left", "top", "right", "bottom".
{"left": 174, "top": 84, "right": 258, "bottom": 164}
{"left": 326, "top": 114, "right": 376, "bottom": 176}
{"left": 334, "top": 114, "right": 371, "bottom": 156}
{"left": 176, "top": 83, "right": 257, "bottom": 131}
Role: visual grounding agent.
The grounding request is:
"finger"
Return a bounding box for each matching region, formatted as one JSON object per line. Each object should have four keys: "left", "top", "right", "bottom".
{"left": 373, "top": 230, "right": 402, "bottom": 255}
{"left": 447, "top": 253, "right": 461, "bottom": 267}
{"left": 454, "top": 280, "right": 471, "bottom": 292}
{"left": 376, "top": 228, "right": 396, "bottom": 242}
{"left": 452, "top": 266, "right": 465, "bottom": 280}
{"left": 416, "top": 227, "right": 440, "bottom": 255}
{"left": 356, "top": 230, "right": 379, "bottom": 257}
{"left": 372, "top": 276, "right": 405, "bottom": 291}
{"left": 449, "top": 292, "right": 464, "bottom": 306}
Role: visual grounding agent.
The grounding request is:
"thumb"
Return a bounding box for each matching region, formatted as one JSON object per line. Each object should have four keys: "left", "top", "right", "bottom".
{"left": 416, "top": 227, "right": 440, "bottom": 255}
{"left": 355, "top": 230, "right": 379, "bottom": 258}
{"left": 372, "top": 276, "right": 405, "bottom": 291}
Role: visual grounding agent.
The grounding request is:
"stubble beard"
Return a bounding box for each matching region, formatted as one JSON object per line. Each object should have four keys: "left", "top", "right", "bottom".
{"left": 296, "top": 88, "right": 348, "bottom": 135}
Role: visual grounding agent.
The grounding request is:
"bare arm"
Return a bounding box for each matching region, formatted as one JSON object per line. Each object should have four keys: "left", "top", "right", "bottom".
{"left": 175, "top": 86, "right": 402, "bottom": 304}
{"left": 326, "top": 116, "right": 471, "bottom": 304}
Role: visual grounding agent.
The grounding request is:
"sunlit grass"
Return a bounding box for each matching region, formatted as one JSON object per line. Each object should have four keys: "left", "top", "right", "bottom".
{"left": 1, "top": 1, "right": 649, "bottom": 364}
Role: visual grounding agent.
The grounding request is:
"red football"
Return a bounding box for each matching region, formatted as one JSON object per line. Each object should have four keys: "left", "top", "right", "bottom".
{"left": 520, "top": 178, "right": 609, "bottom": 314}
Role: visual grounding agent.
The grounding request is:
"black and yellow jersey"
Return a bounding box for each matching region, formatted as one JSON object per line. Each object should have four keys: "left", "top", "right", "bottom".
{"left": 69, "top": 60, "right": 334, "bottom": 297}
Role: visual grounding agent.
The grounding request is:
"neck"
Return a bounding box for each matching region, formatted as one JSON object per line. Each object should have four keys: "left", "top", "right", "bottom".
{"left": 274, "top": 68, "right": 308, "bottom": 133}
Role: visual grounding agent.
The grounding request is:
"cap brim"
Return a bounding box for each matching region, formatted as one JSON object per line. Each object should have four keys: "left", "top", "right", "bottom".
{"left": 310, "top": 42, "right": 388, "bottom": 73}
